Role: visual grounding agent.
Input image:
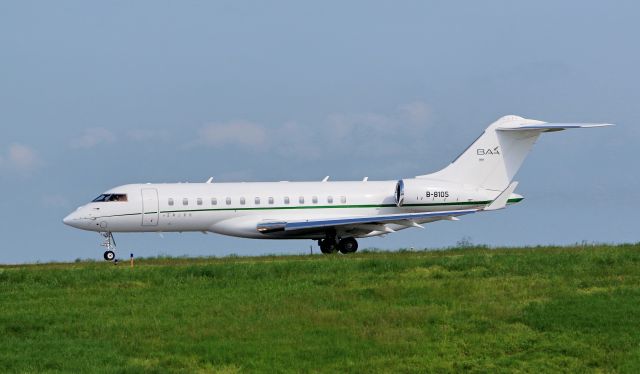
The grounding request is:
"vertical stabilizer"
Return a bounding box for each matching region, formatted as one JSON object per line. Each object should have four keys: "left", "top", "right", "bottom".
{"left": 418, "top": 115, "right": 612, "bottom": 191}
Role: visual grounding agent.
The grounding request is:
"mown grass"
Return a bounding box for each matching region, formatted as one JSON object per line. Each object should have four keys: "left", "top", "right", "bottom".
{"left": 1, "top": 244, "right": 640, "bottom": 373}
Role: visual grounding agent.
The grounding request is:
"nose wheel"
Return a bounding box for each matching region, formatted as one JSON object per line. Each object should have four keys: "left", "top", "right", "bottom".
{"left": 103, "top": 250, "right": 115, "bottom": 261}
{"left": 100, "top": 232, "right": 117, "bottom": 262}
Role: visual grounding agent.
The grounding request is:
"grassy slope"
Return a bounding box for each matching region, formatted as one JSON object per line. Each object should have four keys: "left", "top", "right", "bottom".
{"left": 1, "top": 244, "right": 640, "bottom": 373}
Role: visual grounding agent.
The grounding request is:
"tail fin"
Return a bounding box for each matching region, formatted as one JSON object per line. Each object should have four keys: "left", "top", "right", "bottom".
{"left": 419, "top": 115, "right": 613, "bottom": 191}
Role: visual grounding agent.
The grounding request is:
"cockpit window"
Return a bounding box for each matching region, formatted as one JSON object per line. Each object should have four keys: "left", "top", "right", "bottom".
{"left": 92, "top": 194, "right": 128, "bottom": 202}
{"left": 110, "top": 194, "right": 127, "bottom": 202}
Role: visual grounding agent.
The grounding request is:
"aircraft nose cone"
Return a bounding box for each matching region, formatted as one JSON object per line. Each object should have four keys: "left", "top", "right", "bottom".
{"left": 63, "top": 212, "right": 82, "bottom": 228}
{"left": 63, "top": 213, "right": 74, "bottom": 226}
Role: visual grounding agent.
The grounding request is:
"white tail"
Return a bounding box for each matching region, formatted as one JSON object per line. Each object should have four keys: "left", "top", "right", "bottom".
{"left": 419, "top": 115, "right": 613, "bottom": 191}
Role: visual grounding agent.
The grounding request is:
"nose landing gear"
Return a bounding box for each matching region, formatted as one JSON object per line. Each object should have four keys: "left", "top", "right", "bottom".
{"left": 104, "top": 250, "right": 115, "bottom": 261}
{"left": 100, "top": 232, "right": 117, "bottom": 262}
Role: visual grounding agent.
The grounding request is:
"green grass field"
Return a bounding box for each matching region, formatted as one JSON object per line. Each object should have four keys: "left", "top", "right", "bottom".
{"left": 1, "top": 244, "right": 640, "bottom": 373}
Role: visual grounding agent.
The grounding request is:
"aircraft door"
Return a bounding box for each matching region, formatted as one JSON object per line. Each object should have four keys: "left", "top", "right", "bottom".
{"left": 141, "top": 188, "right": 159, "bottom": 226}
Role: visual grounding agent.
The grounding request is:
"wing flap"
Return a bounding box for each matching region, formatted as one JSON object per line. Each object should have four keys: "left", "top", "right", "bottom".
{"left": 257, "top": 209, "right": 478, "bottom": 234}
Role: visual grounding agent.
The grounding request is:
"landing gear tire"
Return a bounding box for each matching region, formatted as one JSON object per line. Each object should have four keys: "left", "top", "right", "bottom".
{"left": 103, "top": 250, "right": 115, "bottom": 261}
{"left": 338, "top": 238, "right": 358, "bottom": 254}
{"left": 100, "top": 232, "right": 116, "bottom": 262}
{"left": 319, "top": 239, "right": 337, "bottom": 254}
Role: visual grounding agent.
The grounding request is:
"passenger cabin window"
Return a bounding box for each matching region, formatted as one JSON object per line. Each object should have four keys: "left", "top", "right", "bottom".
{"left": 284, "top": 196, "right": 290, "bottom": 205}
{"left": 92, "top": 194, "right": 128, "bottom": 202}
{"left": 183, "top": 198, "right": 188, "bottom": 206}
{"left": 255, "top": 197, "right": 260, "bottom": 205}
{"left": 168, "top": 198, "right": 174, "bottom": 206}
{"left": 327, "top": 196, "right": 333, "bottom": 204}
{"left": 226, "top": 197, "right": 231, "bottom": 205}
{"left": 299, "top": 196, "right": 305, "bottom": 204}
{"left": 268, "top": 197, "right": 274, "bottom": 205}
{"left": 312, "top": 196, "right": 318, "bottom": 204}
{"left": 211, "top": 197, "right": 217, "bottom": 205}
{"left": 340, "top": 196, "right": 347, "bottom": 204}
{"left": 240, "top": 197, "right": 246, "bottom": 205}
{"left": 197, "top": 198, "right": 203, "bottom": 206}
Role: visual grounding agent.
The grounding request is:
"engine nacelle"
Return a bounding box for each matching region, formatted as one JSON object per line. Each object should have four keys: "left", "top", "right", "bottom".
{"left": 394, "top": 179, "right": 454, "bottom": 207}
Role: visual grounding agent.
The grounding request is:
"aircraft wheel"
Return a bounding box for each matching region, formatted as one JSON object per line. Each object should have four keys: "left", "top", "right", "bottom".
{"left": 103, "top": 250, "right": 116, "bottom": 261}
{"left": 319, "top": 239, "right": 337, "bottom": 254}
{"left": 338, "top": 238, "right": 358, "bottom": 254}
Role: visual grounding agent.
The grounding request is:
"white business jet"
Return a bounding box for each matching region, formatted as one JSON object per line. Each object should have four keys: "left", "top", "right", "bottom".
{"left": 63, "top": 115, "right": 611, "bottom": 260}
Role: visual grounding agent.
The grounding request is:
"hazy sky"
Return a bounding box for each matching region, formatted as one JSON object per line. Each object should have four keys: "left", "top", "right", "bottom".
{"left": 1, "top": 1, "right": 638, "bottom": 263}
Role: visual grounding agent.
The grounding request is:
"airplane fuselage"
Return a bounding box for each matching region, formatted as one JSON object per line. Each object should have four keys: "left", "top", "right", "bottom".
{"left": 64, "top": 180, "right": 522, "bottom": 239}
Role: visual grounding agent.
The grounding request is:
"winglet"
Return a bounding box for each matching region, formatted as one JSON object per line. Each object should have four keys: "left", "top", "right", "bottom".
{"left": 484, "top": 182, "right": 519, "bottom": 211}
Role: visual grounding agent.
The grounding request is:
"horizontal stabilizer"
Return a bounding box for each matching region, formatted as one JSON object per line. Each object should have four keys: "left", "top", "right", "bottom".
{"left": 498, "top": 123, "right": 614, "bottom": 132}
{"left": 484, "top": 181, "right": 519, "bottom": 211}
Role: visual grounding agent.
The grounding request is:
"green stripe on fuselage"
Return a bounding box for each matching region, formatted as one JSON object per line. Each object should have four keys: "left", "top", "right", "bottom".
{"left": 105, "top": 198, "right": 524, "bottom": 219}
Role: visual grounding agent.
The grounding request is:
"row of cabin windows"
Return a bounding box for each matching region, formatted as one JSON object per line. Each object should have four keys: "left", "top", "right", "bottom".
{"left": 167, "top": 195, "right": 347, "bottom": 207}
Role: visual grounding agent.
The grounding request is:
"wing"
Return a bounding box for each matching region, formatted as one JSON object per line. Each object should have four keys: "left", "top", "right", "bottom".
{"left": 256, "top": 208, "right": 478, "bottom": 237}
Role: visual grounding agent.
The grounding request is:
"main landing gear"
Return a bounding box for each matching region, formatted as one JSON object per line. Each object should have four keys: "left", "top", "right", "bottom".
{"left": 318, "top": 237, "right": 358, "bottom": 254}
{"left": 100, "top": 232, "right": 116, "bottom": 261}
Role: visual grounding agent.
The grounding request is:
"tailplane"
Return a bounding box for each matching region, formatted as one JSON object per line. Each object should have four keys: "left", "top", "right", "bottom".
{"left": 418, "top": 115, "right": 613, "bottom": 191}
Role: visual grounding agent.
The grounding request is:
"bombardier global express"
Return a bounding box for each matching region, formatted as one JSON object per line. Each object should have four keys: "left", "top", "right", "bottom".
{"left": 63, "top": 115, "right": 611, "bottom": 261}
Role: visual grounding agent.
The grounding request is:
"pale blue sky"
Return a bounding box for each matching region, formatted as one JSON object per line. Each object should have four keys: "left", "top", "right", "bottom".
{"left": 1, "top": 1, "right": 638, "bottom": 263}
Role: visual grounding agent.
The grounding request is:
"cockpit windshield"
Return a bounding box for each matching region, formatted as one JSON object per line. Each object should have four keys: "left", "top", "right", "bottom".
{"left": 92, "top": 194, "right": 128, "bottom": 202}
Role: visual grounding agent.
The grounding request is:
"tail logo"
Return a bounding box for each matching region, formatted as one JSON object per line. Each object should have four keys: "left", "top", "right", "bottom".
{"left": 476, "top": 146, "right": 500, "bottom": 156}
